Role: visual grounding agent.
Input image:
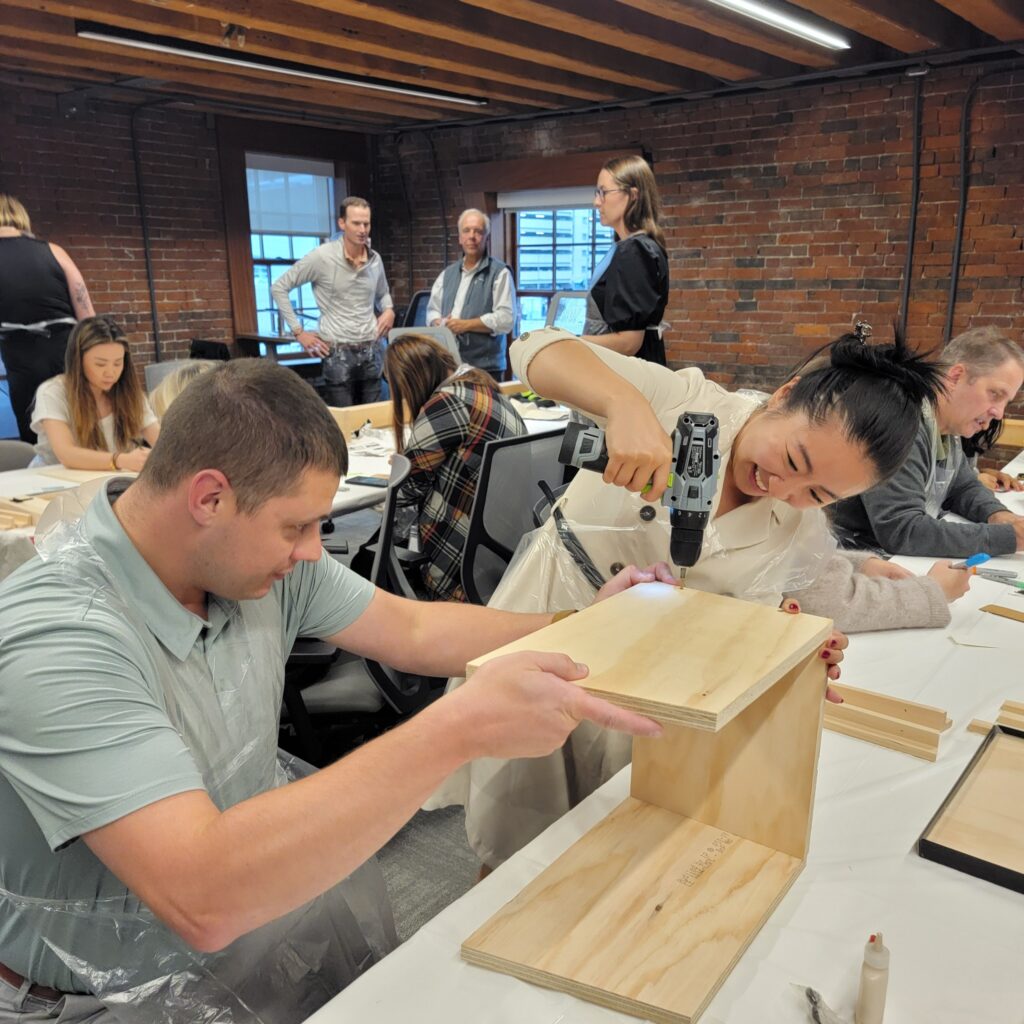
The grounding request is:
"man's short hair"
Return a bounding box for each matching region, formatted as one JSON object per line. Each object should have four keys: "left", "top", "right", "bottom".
{"left": 338, "top": 196, "right": 370, "bottom": 220}
{"left": 141, "top": 360, "right": 347, "bottom": 514}
{"left": 458, "top": 208, "right": 490, "bottom": 234}
{"left": 943, "top": 326, "right": 1024, "bottom": 380}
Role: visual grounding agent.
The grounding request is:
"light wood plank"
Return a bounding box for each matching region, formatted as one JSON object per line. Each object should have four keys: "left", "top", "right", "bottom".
{"left": 999, "top": 418, "right": 1024, "bottom": 448}
{"left": 980, "top": 604, "right": 1024, "bottom": 625}
{"left": 463, "top": 798, "right": 804, "bottom": 1024}
{"left": 632, "top": 650, "right": 824, "bottom": 858}
{"left": 926, "top": 730, "right": 1024, "bottom": 876}
{"left": 931, "top": 0, "right": 1024, "bottom": 41}
{"left": 823, "top": 704, "right": 941, "bottom": 761}
{"left": 468, "top": 585, "right": 832, "bottom": 729}
{"left": 828, "top": 682, "right": 952, "bottom": 730}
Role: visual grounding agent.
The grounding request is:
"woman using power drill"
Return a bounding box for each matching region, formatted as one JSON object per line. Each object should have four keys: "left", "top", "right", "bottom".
{"left": 432, "top": 325, "right": 965, "bottom": 872}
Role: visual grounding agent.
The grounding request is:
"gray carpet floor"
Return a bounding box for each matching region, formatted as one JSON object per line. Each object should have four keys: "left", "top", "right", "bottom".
{"left": 325, "top": 506, "right": 480, "bottom": 942}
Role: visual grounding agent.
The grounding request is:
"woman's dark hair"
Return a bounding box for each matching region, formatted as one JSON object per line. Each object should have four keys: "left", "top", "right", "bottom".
{"left": 384, "top": 334, "right": 498, "bottom": 455}
{"left": 962, "top": 418, "right": 1002, "bottom": 458}
{"left": 779, "top": 328, "right": 945, "bottom": 481}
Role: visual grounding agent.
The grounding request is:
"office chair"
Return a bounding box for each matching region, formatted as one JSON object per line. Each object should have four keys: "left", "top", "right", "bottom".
{"left": 387, "top": 325, "right": 461, "bottom": 365}
{"left": 0, "top": 440, "right": 34, "bottom": 470}
{"left": 544, "top": 291, "right": 588, "bottom": 334}
{"left": 281, "top": 456, "right": 445, "bottom": 765}
{"left": 460, "top": 429, "right": 568, "bottom": 606}
{"left": 400, "top": 289, "right": 432, "bottom": 327}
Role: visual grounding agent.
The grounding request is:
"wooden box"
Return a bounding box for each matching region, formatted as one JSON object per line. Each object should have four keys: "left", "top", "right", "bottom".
{"left": 918, "top": 724, "right": 1024, "bottom": 894}
{"left": 462, "top": 583, "right": 831, "bottom": 1024}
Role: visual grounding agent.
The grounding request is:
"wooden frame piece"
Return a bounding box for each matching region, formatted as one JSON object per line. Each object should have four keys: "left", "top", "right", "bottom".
{"left": 463, "top": 585, "right": 831, "bottom": 1024}
{"left": 967, "top": 700, "right": 1024, "bottom": 736}
{"left": 980, "top": 604, "right": 1024, "bottom": 625}
{"left": 822, "top": 683, "right": 952, "bottom": 762}
{"left": 0, "top": 497, "right": 50, "bottom": 527}
{"left": 918, "top": 725, "right": 1024, "bottom": 895}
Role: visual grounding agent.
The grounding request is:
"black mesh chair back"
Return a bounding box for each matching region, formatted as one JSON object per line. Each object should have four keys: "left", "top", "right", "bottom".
{"left": 401, "top": 290, "right": 432, "bottom": 327}
{"left": 365, "top": 454, "right": 447, "bottom": 713}
{"left": 460, "top": 428, "right": 567, "bottom": 606}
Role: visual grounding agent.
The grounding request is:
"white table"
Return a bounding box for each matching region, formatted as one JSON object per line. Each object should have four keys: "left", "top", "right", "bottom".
{"left": 306, "top": 494, "right": 1024, "bottom": 1024}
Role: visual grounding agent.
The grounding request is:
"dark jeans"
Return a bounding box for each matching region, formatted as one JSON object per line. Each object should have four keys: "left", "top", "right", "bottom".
{"left": 0, "top": 326, "right": 72, "bottom": 442}
{"left": 322, "top": 340, "right": 382, "bottom": 407}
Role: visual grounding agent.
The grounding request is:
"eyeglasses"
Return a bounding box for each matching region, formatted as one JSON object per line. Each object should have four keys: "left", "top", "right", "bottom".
{"left": 594, "top": 186, "right": 628, "bottom": 202}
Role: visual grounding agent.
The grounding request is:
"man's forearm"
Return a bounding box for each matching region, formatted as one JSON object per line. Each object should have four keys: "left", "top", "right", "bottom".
{"left": 404, "top": 603, "right": 554, "bottom": 677}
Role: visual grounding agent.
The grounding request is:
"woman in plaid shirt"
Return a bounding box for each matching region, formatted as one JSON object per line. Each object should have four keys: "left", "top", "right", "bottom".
{"left": 386, "top": 334, "right": 526, "bottom": 601}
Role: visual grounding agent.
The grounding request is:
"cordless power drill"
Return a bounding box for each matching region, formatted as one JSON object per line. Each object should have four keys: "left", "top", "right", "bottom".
{"left": 558, "top": 413, "right": 721, "bottom": 573}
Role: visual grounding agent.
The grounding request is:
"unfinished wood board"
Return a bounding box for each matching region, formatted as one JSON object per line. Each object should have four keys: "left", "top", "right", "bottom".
{"left": 980, "top": 604, "right": 1024, "bottom": 625}
{"left": 467, "top": 583, "right": 832, "bottom": 729}
{"left": 0, "top": 500, "right": 41, "bottom": 528}
{"left": 632, "top": 652, "right": 824, "bottom": 859}
{"left": 829, "top": 683, "right": 952, "bottom": 732}
{"left": 37, "top": 467, "right": 135, "bottom": 484}
{"left": 967, "top": 700, "right": 1024, "bottom": 736}
{"left": 463, "top": 797, "right": 803, "bottom": 1024}
{"left": 919, "top": 727, "right": 1024, "bottom": 894}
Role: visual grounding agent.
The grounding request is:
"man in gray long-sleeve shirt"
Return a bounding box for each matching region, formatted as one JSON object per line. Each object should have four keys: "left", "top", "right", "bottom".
{"left": 271, "top": 196, "right": 394, "bottom": 406}
{"left": 831, "top": 326, "right": 1024, "bottom": 557}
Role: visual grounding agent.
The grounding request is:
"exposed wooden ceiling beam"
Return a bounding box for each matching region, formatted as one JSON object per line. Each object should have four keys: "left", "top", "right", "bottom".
{"left": 0, "top": 10, "right": 457, "bottom": 122}
{"left": 1, "top": 0, "right": 562, "bottom": 109}
{"left": 786, "top": 0, "right": 987, "bottom": 52}
{"left": 614, "top": 0, "right": 840, "bottom": 67}
{"left": 114, "top": 0, "right": 661, "bottom": 100}
{"left": 456, "top": 0, "right": 804, "bottom": 79}
{"left": 930, "top": 0, "right": 1024, "bottom": 41}
{"left": 296, "top": 0, "right": 719, "bottom": 92}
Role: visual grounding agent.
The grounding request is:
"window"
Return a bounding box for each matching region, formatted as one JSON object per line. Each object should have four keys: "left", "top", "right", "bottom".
{"left": 513, "top": 208, "right": 614, "bottom": 332}
{"left": 246, "top": 153, "right": 338, "bottom": 356}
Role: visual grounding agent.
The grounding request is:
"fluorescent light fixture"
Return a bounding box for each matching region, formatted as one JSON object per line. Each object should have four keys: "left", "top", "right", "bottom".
{"left": 75, "top": 22, "right": 488, "bottom": 107}
{"left": 703, "top": 0, "right": 850, "bottom": 50}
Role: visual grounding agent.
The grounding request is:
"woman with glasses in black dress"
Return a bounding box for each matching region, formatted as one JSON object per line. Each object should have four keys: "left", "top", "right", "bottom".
{"left": 582, "top": 156, "right": 670, "bottom": 365}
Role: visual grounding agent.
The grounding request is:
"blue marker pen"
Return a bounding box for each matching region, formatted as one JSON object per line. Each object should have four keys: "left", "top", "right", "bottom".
{"left": 950, "top": 553, "right": 991, "bottom": 570}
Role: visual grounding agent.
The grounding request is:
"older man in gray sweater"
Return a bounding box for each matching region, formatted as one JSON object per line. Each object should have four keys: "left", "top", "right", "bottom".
{"left": 831, "top": 326, "right": 1024, "bottom": 557}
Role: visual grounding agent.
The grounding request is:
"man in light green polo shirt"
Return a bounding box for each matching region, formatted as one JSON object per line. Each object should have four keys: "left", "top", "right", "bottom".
{"left": 0, "top": 360, "right": 664, "bottom": 1023}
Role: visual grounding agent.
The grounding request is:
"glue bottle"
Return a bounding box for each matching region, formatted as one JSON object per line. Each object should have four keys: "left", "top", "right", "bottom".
{"left": 855, "top": 932, "right": 889, "bottom": 1024}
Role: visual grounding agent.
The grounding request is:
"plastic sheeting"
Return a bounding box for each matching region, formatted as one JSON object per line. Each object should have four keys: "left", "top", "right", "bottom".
{"left": 1, "top": 513, "right": 397, "bottom": 1023}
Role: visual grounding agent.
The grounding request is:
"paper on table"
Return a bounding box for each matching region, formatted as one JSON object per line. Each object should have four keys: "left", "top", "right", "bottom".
{"left": 950, "top": 609, "right": 1024, "bottom": 652}
{"left": 510, "top": 399, "right": 570, "bottom": 421}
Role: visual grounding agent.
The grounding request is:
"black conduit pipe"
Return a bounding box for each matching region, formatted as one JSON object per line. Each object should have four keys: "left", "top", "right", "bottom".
{"left": 897, "top": 74, "right": 923, "bottom": 340}
{"left": 426, "top": 132, "right": 449, "bottom": 267}
{"left": 130, "top": 99, "right": 173, "bottom": 362}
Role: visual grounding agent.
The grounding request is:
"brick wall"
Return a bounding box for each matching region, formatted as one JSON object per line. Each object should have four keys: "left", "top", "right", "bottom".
{"left": 0, "top": 84, "right": 233, "bottom": 368}
{"left": 371, "top": 62, "right": 1024, "bottom": 413}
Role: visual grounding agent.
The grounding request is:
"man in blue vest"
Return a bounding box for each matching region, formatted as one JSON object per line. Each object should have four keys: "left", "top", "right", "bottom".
{"left": 427, "top": 209, "right": 516, "bottom": 376}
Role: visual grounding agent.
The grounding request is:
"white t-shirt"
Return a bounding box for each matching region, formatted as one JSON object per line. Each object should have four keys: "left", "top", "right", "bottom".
{"left": 30, "top": 375, "right": 157, "bottom": 466}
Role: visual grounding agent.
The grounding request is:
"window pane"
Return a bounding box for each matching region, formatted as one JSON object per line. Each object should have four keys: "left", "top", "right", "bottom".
{"left": 250, "top": 234, "right": 262, "bottom": 259}
{"left": 262, "top": 234, "right": 291, "bottom": 260}
{"left": 518, "top": 296, "right": 549, "bottom": 333}
{"left": 253, "top": 264, "right": 271, "bottom": 309}
{"left": 291, "top": 236, "right": 320, "bottom": 259}
{"left": 256, "top": 310, "right": 277, "bottom": 336}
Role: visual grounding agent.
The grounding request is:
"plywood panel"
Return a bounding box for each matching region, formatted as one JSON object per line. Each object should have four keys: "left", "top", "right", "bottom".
{"left": 922, "top": 729, "right": 1024, "bottom": 889}
{"left": 631, "top": 651, "right": 824, "bottom": 859}
{"left": 468, "top": 584, "right": 832, "bottom": 729}
{"left": 464, "top": 798, "right": 803, "bottom": 1024}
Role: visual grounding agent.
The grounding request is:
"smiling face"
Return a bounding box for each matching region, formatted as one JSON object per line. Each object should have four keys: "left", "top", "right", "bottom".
{"left": 201, "top": 467, "right": 338, "bottom": 601}
{"left": 82, "top": 341, "right": 126, "bottom": 394}
{"left": 939, "top": 358, "right": 1023, "bottom": 438}
{"left": 729, "top": 404, "right": 878, "bottom": 511}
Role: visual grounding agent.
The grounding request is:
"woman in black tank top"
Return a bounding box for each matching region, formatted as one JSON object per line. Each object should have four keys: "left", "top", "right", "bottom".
{"left": 0, "top": 194, "right": 95, "bottom": 441}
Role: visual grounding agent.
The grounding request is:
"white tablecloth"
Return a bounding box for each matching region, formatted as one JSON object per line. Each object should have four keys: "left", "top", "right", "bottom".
{"left": 305, "top": 495, "right": 1024, "bottom": 1024}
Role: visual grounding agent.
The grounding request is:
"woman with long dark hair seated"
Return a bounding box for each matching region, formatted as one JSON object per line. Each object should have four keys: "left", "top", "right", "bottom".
{"left": 384, "top": 334, "right": 525, "bottom": 601}
{"left": 31, "top": 316, "right": 159, "bottom": 470}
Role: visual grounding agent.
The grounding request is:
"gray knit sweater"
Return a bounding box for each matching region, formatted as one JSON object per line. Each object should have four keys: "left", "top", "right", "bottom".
{"left": 784, "top": 551, "right": 950, "bottom": 634}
